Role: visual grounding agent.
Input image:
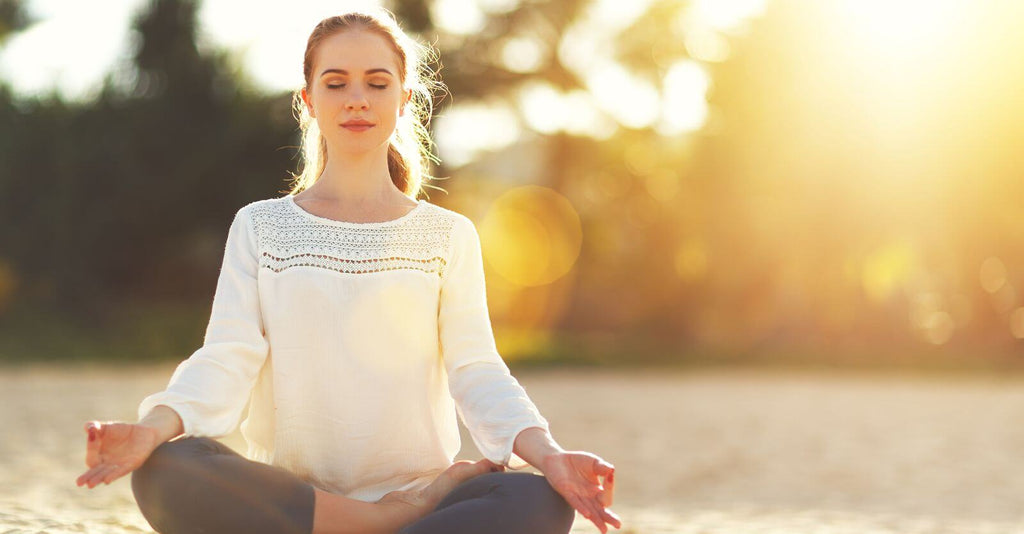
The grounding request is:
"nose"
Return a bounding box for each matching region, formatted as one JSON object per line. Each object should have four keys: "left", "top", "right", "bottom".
{"left": 346, "top": 89, "right": 369, "bottom": 111}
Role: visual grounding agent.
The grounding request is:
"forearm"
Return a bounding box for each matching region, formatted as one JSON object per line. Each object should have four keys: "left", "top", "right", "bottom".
{"left": 137, "top": 404, "right": 185, "bottom": 444}
{"left": 512, "top": 426, "right": 565, "bottom": 470}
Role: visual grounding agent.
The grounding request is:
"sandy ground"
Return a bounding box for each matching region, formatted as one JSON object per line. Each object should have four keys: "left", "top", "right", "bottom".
{"left": 3, "top": 363, "right": 1024, "bottom": 533}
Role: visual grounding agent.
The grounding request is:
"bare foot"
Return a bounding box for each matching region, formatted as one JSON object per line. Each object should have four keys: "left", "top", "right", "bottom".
{"left": 377, "top": 459, "right": 503, "bottom": 514}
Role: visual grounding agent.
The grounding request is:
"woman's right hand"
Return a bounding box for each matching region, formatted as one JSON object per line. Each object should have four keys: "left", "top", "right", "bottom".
{"left": 76, "top": 420, "right": 161, "bottom": 489}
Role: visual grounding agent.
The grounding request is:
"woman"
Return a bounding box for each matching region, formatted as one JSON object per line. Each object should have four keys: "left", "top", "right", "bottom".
{"left": 76, "top": 10, "right": 620, "bottom": 534}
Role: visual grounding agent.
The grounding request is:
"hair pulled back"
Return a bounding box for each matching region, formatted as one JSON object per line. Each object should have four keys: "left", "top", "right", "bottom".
{"left": 287, "top": 9, "right": 443, "bottom": 198}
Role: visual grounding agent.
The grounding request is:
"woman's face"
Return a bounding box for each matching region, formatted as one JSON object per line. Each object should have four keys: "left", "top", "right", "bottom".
{"left": 301, "top": 29, "right": 412, "bottom": 157}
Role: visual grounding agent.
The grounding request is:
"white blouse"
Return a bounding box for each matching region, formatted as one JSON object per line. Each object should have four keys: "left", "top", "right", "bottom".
{"left": 137, "top": 195, "right": 550, "bottom": 502}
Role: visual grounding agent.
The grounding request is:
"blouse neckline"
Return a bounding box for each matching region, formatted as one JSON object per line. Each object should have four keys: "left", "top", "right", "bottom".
{"left": 285, "top": 195, "right": 425, "bottom": 227}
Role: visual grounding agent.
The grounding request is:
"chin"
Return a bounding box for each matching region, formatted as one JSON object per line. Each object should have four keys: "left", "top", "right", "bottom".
{"left": 333, "top": 139, "right": 391, "bottom": 155}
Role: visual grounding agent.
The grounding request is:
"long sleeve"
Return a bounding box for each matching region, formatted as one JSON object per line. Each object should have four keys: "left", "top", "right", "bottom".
{"left": 137, "top": 204, "right": 270, "bottom": 438}
{"left": 438, "top": 214, "right": 550, "bottom": 469}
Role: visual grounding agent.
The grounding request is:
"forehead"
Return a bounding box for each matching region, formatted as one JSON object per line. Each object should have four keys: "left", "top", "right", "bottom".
{"left": 312, "top": 29, "right": 401, "bottom": 76}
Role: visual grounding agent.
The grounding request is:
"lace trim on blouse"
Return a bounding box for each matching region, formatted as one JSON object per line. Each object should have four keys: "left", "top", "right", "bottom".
{"left": 248, "top": 197, "right": 454, "bottom": 278}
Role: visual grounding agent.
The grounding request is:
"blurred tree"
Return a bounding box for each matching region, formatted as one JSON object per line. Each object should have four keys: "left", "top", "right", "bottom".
{"left": 0, "top": 0, "right": 31, "bottom": 45}
{"left": 385, "top": 0, "right": 706, "bottom": 343}
{"left": 0, "top": 0, "right": 295, "bottom": 327}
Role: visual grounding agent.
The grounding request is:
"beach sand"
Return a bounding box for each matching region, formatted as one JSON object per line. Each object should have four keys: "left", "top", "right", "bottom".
{"left": 3, "top": 364, "right": 1024, "bottom": 533}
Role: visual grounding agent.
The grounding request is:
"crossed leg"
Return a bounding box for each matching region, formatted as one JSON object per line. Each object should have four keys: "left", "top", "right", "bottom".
{"left": 131, "top": 437, "right": 573, "bottom": 534}
{"left": 399, "top": 471, "right": 575, "bottom": 534}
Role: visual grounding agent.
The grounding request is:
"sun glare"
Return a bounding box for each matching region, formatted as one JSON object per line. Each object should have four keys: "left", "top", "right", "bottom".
{"left": 479, "top": 186, "right": 582, "bottom": 287}
{"left": 659, "top": 60, "right": 710, "bottom": 135}
{"left": 687, "top": 0, "right": 767, "bottom": 33}
{"left": 433, "top": 103, "right": 520, "bottom": 168}
{"left": 831, "top": 0, "right": 962, "bottom": 62}
{"left": 430, "top": 0, "right": 486, "bottom": 35}
{"left": 585, "top": 59, "right": 660, "bottom": 130}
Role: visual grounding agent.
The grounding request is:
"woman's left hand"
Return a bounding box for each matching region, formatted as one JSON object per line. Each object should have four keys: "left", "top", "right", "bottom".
{"left": 541, "top": 451, "right": 621, "bottom": 533}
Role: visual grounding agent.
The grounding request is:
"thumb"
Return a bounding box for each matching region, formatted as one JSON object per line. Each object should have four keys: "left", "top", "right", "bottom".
{"left": 85, "top": 421, "right": 102, "bottom": 466}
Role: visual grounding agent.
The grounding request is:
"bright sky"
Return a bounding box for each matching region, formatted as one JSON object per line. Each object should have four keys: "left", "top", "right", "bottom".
{"left": 0, "top": 0, "right": 388, "bottom": 100}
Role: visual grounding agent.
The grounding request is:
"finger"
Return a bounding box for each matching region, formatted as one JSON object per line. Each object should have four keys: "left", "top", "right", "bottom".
{"left": 599, "top": 506, "right": 622, "bottom": 529}
{"left": 593, "top": 458, "right": 615, "bottom": 477}
{"left": 581, "top": 457, "right": 603, "bottom": 483}
{"left": 566, "top": 494, "right": 605, "bottom": 534}
{"left": 577, "top": 494, "right": 608, "bottom": 533}
{"left": 102, "top": 463, "right": 135, "bottom": 485}
{"left": 77, "top": 464, "right": 111, "bottom": 487}
{"left": 566, "top": 493, "right": 591, "bottom": 520}
{"left": 599, "top": 471, "right": 615, "bottom": 507}
{"left": 567, "top": 475, "right": 603, "bottom": 499}
{"left": 586, "top": 499, "right": 612, "bottom": 532}
{"left": 77, "top": 466, "right": 101, "bottom": 487}
{"left": 83, "top": 464, "right": 114, "bottom": 488}
{"left": 76, "top": 468, "right": 95, "bottom": 487}
{"left": 85, "top": 464, "right": 119, "bottom": 488}
{"left": 93, "top": 464, "right": 123, "bottom": 488}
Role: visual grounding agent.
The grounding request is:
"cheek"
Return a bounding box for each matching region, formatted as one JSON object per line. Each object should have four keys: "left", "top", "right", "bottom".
{"left": 308, "top": 95, "right": 330, "bottom": 115}
{"left": 376, "top": 92, "right": 404, "bottom": 113}
{"left": 321, "top": 92, "right": 346, "bottom": 108}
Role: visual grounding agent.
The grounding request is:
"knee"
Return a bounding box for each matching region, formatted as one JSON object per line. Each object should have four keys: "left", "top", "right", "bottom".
{"left": 506, "top": 473, "right": 575, "bottom": 534}
{"left": 131, "top": 437, "right": 214, "bottom": 532}
{"left": 133, "top": 437, "right": 210, "bottom": 489}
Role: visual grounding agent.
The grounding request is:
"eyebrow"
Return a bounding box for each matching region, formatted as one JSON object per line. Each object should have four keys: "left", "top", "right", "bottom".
{"left": 320, "top": 68, "right": 393, "bottom": 77}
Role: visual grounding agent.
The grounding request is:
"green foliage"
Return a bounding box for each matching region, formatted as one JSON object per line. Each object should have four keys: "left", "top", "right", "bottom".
{"left": 0, "top": 300, "right": 207, "bottom": 363}
{"left": 0, "top": 0, "right": 297, "bottom": 323}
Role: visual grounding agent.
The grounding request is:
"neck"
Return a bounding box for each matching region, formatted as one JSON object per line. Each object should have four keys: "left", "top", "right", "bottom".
{"left": 312, "top": 143, "right": 403, "bottom": 204}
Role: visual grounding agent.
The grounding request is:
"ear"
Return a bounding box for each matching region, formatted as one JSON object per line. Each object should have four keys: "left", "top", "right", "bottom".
{"left": 301, "top": 87, "right": 315, "bottom": 118}
{"left": 399, "top": 89, "right": 412, "bottom": 117}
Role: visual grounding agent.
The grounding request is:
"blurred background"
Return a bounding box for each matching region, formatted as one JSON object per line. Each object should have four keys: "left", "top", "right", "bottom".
{"left": 2, "top": 0, "right": 1024, "bottom": 369}
{"left": 3, "top": 0, "right": 1024, "bottom": 532}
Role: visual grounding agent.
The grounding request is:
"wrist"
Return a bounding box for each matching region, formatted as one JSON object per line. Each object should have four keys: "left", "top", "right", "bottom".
{"left": 539, "top": 450, "right": 566, "bottom": 472}
{"left": 512, "top": 427, "right": 564, "bottom": 470}
{"left": 137, "top": 405, "right": 184, "bottom": 444}
{"left": 133, "top": 423, "right": 164, "bottom": 451}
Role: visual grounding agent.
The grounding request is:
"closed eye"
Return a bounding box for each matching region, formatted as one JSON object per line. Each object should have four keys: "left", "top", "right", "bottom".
{"left": 326, "top": 84, "right": 389, "bottom": 90}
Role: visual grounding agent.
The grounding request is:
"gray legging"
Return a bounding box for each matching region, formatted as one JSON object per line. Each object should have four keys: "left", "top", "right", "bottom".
{"left": 131, "top": 436, "right": 575, "bottom": 534}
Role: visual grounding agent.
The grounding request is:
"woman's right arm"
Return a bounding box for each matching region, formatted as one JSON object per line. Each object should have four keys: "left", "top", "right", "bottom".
{"left": 135, "top": 204, "right": 270, "bottom": 439}
{"left": 78, "top": 204, "right": 269, "bottom": 488}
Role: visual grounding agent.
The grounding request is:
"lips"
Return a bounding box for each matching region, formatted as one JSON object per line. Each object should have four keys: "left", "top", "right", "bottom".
{"left": 342, "top": 120, "right": 375, "bottom": 132}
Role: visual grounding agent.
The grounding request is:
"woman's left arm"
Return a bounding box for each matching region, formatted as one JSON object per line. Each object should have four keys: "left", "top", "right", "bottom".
{"left": 438, "top": 215, "right": 621, "bottom": 532}
{"left": 514, "top": 427, "right": 622, "bottom": 533}
{"left": 439, "top": 215, "right": 554, "bottom": 468}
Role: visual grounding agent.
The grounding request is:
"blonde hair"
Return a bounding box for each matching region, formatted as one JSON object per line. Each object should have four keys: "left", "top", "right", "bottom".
{"left": 286, "top": 9, "right": 444, "bottom": 198}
